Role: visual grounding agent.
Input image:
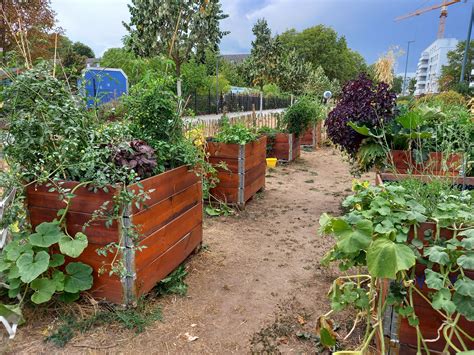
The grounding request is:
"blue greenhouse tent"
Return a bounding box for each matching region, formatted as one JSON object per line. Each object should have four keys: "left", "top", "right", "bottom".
{"left": 79, "top": 68, "right": 128, "bottom": 107}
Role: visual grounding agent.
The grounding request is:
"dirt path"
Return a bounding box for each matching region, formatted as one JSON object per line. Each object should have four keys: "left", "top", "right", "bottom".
{"left": 5, "top": 148, "right": 371, "bottom": 354}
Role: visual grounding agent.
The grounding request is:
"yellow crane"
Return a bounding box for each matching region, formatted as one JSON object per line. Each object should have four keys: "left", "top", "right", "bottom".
{"left": 396, "top": 0, "right": 462, "bottom": 39}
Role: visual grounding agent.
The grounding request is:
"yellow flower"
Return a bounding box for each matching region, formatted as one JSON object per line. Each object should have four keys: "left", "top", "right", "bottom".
{"left": 355, "top": 203, "right": 362, "bottom": 211}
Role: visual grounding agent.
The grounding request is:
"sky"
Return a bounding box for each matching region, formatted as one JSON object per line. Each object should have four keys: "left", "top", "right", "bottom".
{"left": 50, "top": 0, "right": 473, "bottom": 73}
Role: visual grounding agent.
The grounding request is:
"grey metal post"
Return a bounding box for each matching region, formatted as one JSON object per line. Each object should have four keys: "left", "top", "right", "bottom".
{"left": 460, "top": 3, "right": 474, "bottom": 83}
{"left": 403, "top": 40, "right": 415, "bottom": 95}
{"left": 216, "top": 55, "right": 219, "bottom": 114}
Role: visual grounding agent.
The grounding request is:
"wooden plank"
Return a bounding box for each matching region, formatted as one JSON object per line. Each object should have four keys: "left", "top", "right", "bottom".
{"left": 208, "top": 157, "right": 239, "bottom": 173}
{"left": 28, "top": 207, "right": 120, "bottom": 245}
{"left": 135, "top": 224, "right": 202, "bottom": 298}
{"left": 132, "top": 182, "right": 201, "bottom": 238}
{"left": 244, "top": 162, "right": 266, "bottom": 188}
{"left": 209, "top": 186, "right": 239, "bottom": 203}
{"left": 213, "top": 171, "right": 239, "bottom": 188}
{"left": 206, "top": 140, "right": 241, "bottom": 159}
{"left": 135, "top": 203, "right": 202, "bottom": 273}
{"left": 26, "top": 182, "right": 116, "bottom": 215}
{"left": 128, "top": 166, "right": 199, "bottom": 212}
{"left": 244, "top": 174, "right": 265, "bottom": 202}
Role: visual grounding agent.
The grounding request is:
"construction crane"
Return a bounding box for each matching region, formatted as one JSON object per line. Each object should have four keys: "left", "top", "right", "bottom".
{"left": 396, "top": 0, "right": 462, "bottom": 39}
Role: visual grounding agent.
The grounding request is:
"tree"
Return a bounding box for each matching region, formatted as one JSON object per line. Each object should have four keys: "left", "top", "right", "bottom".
{"left": 101, "top": 47, "right": 172, "bottom": 86}
{"left": 246, "top": 18, "right": 282, "bottom": 90}
{"left": 278, "top": 25, "right": 366, "bottom": 84}
{"left": 303, "top": 66, "right": 340, "bottom": 99}
{"left": 439, "top": 40, "right": 474, "bottom": 92}
{"left": 392, "top": 76, "right": 403, "bottom": 94}
{"left": 124, "top": 0, "right": 228, "bottom": 96}
{"left": 72, "top": 41, "right": 94, "bottom": 58}
{"left": 408, "top": 77, "right": 417, "bottom": 95}
{"left": 1, "top": 0, "right": 57, "bottom": 64}
{"left": 277, "top": 50, "right": 313, "bottom": 94}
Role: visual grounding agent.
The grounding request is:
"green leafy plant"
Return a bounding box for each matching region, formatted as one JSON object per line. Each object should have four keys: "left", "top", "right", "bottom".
{"left": 46, "top": 302, "right": 162, "bottom": 347}
{"left": 214, "top": 118, "right": 258, "bottom": 145}
{"left": 282, "top": 96, "right": 322, "bottom": 137}
{"left": 152, "top": 265, "right": 189, "bottom": 296}
{"left": 318, "top": 180, "right": 474, "bottom": 353}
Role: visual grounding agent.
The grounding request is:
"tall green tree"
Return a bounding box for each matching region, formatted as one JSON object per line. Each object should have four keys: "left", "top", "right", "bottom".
{"left": 246, "top": 18, "right": 281, "bottom": 90}
{"left": 303, "top": 66, "right": 340, "bottom": 99}
{"left": 440, "top": 40, "right": 474, "bottom": 92}
{"left": 71, "top": 41, "right": 94, "bottom": 58}
{"left": 277, "top": 50, "right": 312, "bottom": 94}
{"left": 278, "top": 25, "right": 366, "bottom": 83}
{"left": 124, "top": 0, "right": 228, "bottom": 96}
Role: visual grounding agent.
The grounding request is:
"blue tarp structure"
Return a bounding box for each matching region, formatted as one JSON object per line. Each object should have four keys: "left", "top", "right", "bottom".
{"left": 79, "top": 68, "right": 128, "bottom": 107}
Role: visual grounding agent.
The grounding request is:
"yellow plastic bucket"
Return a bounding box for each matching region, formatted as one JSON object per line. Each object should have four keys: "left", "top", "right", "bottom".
{"left": 266, "top": 158, "right": 277, "bottom": 168}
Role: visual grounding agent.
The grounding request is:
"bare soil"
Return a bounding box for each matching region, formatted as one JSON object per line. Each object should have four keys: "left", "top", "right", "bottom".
{"left": 3, "top": 147, "right": 371, "bottom": 354}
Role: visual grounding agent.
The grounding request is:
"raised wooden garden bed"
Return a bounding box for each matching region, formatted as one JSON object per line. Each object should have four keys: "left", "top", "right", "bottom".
{"left": 378, "top": 222, "right": 474, "bottom": 354}
{"left": 300, "top": 121, "right": 323, "bottom": 149}
{"left": 26, "top": 166, "right": 203, "bottom": 305}
{"left": 388, "top": 150, "right": 463, "bottom": 176}
{"left": 206, "top": 136, "right": 267, "bottom": 207}
{"left": 300, "top": 124, "right": 316, "bottom": 148}
{"left": 271, "top": 133, "right": 300, "bottom": 162}
{"left": 375, "top": 172, "right": 474, "bottom": 190}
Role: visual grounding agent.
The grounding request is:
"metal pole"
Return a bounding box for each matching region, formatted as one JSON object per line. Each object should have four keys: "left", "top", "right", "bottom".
{"left": 403, "top": 40, "right": 415, "bottom": 95}
{"left": 460, "top": 3, "right": 474, "bottom": 83}
{"left": 216, "top": 54, "right": 219, "bottom": 114}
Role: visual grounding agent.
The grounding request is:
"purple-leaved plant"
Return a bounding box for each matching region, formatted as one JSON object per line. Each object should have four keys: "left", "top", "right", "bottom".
{"left": 325, "top": 74, "right": 396, "bottom": 156}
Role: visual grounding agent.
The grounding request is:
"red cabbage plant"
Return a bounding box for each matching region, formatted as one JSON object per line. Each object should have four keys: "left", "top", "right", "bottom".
{"left": 111, "top": 139, "right": 157, "bottom": 179}
{"left": 325, "top": 74, "right": 397, "bottom": 173}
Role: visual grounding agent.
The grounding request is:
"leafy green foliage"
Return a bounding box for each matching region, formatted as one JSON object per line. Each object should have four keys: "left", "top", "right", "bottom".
{"left": 124, "top": 0, "right": 228, "bottom": 81}
{"left": 319, "top": 179, "right": 474, "bottom": 352}
{"left": 153, "top": 265, "right": 188, "bottom": 296}
{"left": 278, "top": 25, "right": 367, "bottom": 84}
{"left": 283, "top": 97, "right": 322, "bottom": 137}
{"left": 214, "top": 119, "right": 258, "bottom": 145}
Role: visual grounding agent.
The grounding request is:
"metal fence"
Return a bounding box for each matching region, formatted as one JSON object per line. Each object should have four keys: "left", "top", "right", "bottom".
{"left": 184, "top": 91, "right": 291, "bottom": 115}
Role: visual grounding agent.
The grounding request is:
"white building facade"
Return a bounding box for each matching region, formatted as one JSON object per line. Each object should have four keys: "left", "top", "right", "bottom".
{"left": 414, "top": 38, "right": 458, "bottom": 96}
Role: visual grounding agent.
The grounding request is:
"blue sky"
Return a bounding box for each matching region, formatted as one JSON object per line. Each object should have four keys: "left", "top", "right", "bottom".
{"left": 50, "top": 0, "right": 472, "bottom": 72}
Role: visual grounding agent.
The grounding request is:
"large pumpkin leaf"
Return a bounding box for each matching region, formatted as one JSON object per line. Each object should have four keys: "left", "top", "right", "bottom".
{"left": 29, "top": 222, "right": 64, "bottom": 247}
{"left": 333, "top": 219, "right": 372, "bottom": 254}
{"left": 457, "top": 252, "right": 474, "bottom": 270}
{"left": 453, "top": 292, "right": 474, "bottom": 321}
{"left": 432, "top": 288, "right": 456, "bottom": 316}
{"left": 425, "top": 269, "right": 444, "bottom": 290}
{"left": 367, "top": 238, "right": 416, "bottom": 279}
{"left": 30, "top": 278, "right": 56, "bottom": 304}
{"left": 454, "top": 277, "right": 474, "bottom": 298}
{"left": 424, "top": 246, "right": 450, "bottom": 266}
{"left": 49, "top": 254, "right": 65, "bottom": 268}
{"left": 459, "top": 229, "right": 474, "bottom": 250}
{"left": 16, "top": 251, "right": 50, "bottom": 283}
{"left": 58, "top": 232, "right": 88, "bottom": 258}
{"left": 4, "top": 240, "right": 33, "bottom": 262}
{"left": 64, "top": 262, "right": 93, "bottom": 293}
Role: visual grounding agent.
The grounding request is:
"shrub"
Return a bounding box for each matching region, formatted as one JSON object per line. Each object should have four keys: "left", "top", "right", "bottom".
{"left": 325, "top": 74, "right": 397, "bottom": 156}
{"left": 282, "top": 96, "right": 322, "bottom": 137}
